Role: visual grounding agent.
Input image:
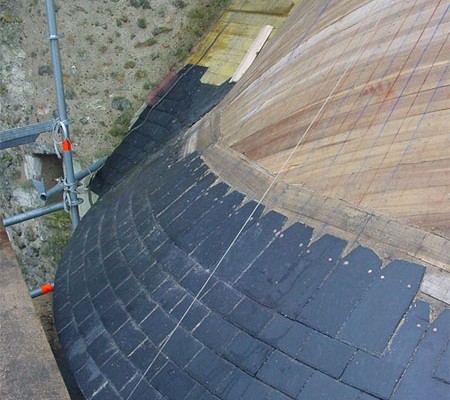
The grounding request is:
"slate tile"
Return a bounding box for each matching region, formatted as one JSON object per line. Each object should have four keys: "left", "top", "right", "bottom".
{"left": 213, "top": 210, "right": 285, "bottom": 284}
{"left": 68, "top": 336, "right": 90, "bottom": 372}
{"left": 119, "top": 373, "right": 143, "bottom": 399}
{"left": 92, "top": 285, "right": 120, "bottom": 316}
{"left": 141, "top": 227, "right": 168, "bottom": 253}
{"left": 175, "top": 191, "right": 245, "bottom": 253}
{"left": 259, "top": 314, "right": 310, "bottom": 357}
{"left": 152, "top": 164, "right": 208, "bottom": 214}
{"left": 151, "top": 165, "right": 207, "bottom": 216}
{"left": 140, "top": 306, "right": 177, "bottom": 346}
{"left": 90, "top": 383, "right": 121, "bottom": 400}
{"left": 78, "top": 312, "right": 104, "bottom": 346}
{"left": 342, "top": 301, "right": 430, "bottom": 399}
{"left": 98, "top": 302, "right": 128, "bottom": 335}
{"left": 115, "top": 275, "right": 142, "bottom": 305}
{"left": 128, "top": 339, "right": 157, "bottom": 373}
{"left": 126, "top": 291, "right": 157, "bottom": 324}
{"left": 72, "top": 295, "right": 94, "bottom": 324}
{"left": 357, "top": 394, "right": 380, "bottom": 400}
{"left": 113, "top": 320, "right": 147, "bottom": 356}
{"left": 193, "top": 312, "right": 239, "bottom": 352}
{"left": 152, "top": 239, "right": 174, "bottom": 262}
{"left": 186, "top": 348, "right": 234, "bottom": 394}
{"left": 165, "top": 182, "right": 229, "bottom": 239}
{"left": 159, "top": 172, "right": 218, "bottom": 228}
{"left": 434, "top": 344, "right": 450, "bottom": 384}
{"left": 151, "top": 360, "right": 196, "bottom": 399}
{"left": 143, "top": 352, "right": 171, "bottom": 383}
{"left": 172, "top": 297, "right": 209, "bottom": 332}
{"left": 298, "top": 371, "right": 361, "bottom": 400}
{"left": 240, "top": 379, "right": 281, "bottom": 400}
{"left": 391, "top": 310, "right": 450, "bottom": 400}
{"left": 106, "top": 262, "right": 132, "bottom": 289}
{"left": 87, "top": 270, "right": 109, "bottom": 297}
{"left": 192, "top": 200, "right": 264, "bottom": 269}
{"left": 277, "top": 234, "right": 347, "bottom": 317}
{"left": 120, "top": 237, "right": 147, "bottom": 264}
{"left": 127, "top": 378, "right": 163, "bottom": 400}
{"left": 235, "top": 222, "right": 312, "bottom": 311}
{"left": 99, "top": 352, "right": 137, "bottom": 391}
{"left": 257, "top": 350, "right": 313, "bottom": 398}
{"left": 139, "top": 264, "right": 168, "bottom": 294}
{"left": 338, "top": 260, "right": 425, "bottom": 353}
{"left": 156, "top": 244, "right": 196, "bottom": 281}
{"left": 201, "top": 280, "right": 244, "bottom": 316}
{"left": 183, "top": 384, "right": 220, "bottom": 400}
{"left": 223, "top": 331, "right": 273, "bottom": 375}
{"left": 88, "top": 333, "right": 117, "bottom": 367}
{"left": 57, "top": 322, "right": 78, "bottom": 351}
{"left": 296, "top": 329, "right": 355, "bottom": 379}
{"left": 228, "top": 297, "right": 274, "bottom": 336}
{"left": 180, "top": 265, "right": 217, "bottom": 295}
{"left": 148, "top": 154, "right": 202, "bottom": 199}
{"left": 54, "top": 302, "right": 73, "bottom": 332}
{"left": 298, "top": 246, "right": 381, "bottom": 336}
{"left": 102, "top": 248, "right": 127, "bottom": 272}
{"left": 69, "top": 272, "right": 88, "bottom": 306}
{"left": 164, "top": 327, "right": 203, "bottom": 368}
{"left": 128, "top": 249, "right": 156, "bottom": 278}
{"left": 74, "top": 357, "right": 107, "bottom": 399}
{"left": 218, "top": 368, "right": 253, "bottom": 400}
{"left": 152, "top": 279, "right": 186, "bottom": 312}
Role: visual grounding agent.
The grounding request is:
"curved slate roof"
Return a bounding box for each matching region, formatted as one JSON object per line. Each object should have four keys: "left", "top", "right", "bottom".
{"left": 54, "top": 52, "right": 450, "bottom": 399}
{"left": 55, "top": 141, "right": 449, "bottom": 399}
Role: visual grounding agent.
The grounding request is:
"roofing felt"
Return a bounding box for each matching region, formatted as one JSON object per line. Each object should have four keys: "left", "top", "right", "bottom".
{"left": 55, "top": 144, "right": 449, "bottom": 399}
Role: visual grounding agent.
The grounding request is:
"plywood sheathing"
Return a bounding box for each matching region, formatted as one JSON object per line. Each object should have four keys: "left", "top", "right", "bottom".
{"left": 188, "top": 0, "right": 299, "bottom": 85}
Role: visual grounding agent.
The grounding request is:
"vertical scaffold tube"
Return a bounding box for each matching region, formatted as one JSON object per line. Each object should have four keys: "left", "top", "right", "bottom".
{"left": 45, "top": 0, "right": 80, "bottom": 230}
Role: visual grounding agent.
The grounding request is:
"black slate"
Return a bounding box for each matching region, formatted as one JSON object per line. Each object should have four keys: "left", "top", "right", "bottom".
{"left": 338, "top": 260, "right": 425, "bottom": 353}
{"left": 391, "top": 310, "right": 450, "bottom": 400}
{"left": 342, "top": 300, "right": 430, "bottom": 399}
{"left": 298, "top": 246, "right": 381, "bottom": 335}
{"left": 215, "top": 210, "right": 287, "bottom": 283}
{"left": 256, "top": 350, "right": 313, "bottom": 397}
{"left": 54, "top": 102, "right": 447, "bottom": 400}
{"left": 235, "top": 222, "right": 312, "bottom": 310}
{"left": 298, "top": 371, "right": 361, "bottom": 399}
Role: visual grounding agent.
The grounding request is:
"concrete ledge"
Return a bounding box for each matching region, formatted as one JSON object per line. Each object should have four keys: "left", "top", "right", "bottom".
{"left": 0, "top": 222, "right": 70, "bottom": 400}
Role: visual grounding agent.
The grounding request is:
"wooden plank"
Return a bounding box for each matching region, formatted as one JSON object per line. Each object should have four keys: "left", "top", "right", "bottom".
{"left": 231, "top": 25, "right": 274, "bottom": 83}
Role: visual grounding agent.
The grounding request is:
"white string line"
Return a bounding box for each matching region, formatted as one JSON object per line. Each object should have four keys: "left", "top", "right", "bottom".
{"left": 127, "top": 1, "right": 383, "bottom": 398}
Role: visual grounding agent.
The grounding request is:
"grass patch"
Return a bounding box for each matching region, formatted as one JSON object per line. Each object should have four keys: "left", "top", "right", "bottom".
{"left": 108, "top": 110, "right": 134, "bottom": 137}
{"left": 134, "top": 37, "right": 157, "bottom": 48}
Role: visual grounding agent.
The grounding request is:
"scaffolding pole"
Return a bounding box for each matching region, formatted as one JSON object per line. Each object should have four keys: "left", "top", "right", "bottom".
{"left": 45, "top": 0, "right": 80, "bottom": 230}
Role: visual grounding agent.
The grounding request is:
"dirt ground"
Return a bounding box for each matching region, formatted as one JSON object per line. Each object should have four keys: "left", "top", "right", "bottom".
{"left": 8, "top": 0, "right": 228, "bottom": 164}
{"left": 1, "top": 1, "right": 229, "bottom": 398}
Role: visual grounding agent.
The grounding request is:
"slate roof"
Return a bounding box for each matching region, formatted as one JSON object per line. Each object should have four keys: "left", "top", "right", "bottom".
{"left": 54, "top": 66, "right": 450, "bottom": 400}
{"left": 91, "top": 65, "right": 232, "bottom": 195}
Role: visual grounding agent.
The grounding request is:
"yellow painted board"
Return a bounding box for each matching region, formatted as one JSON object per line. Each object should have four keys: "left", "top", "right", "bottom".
{"left": 229, "top": 0, "right": 295, "bottom": 16}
